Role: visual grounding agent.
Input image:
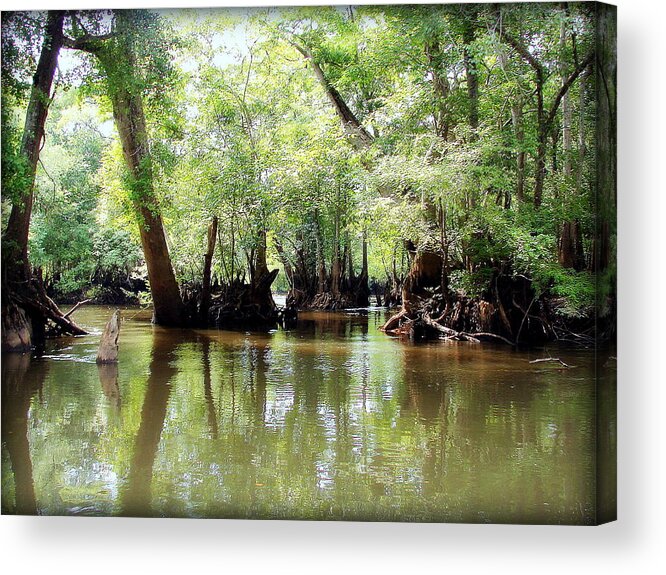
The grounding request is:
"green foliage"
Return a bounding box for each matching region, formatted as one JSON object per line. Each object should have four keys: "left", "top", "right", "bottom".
{"left": 26, "top": 88, "right": 143, "bottom": 298}
{"left": 539, "top": 265, "right": 596, "bottom": 318}
{"left": 3, "top": 5, "right": 611, "bottom": 323}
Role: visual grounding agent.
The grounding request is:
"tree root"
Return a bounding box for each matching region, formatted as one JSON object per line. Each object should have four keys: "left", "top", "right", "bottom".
{"left": 381, "top": 308, "right": 516, "bottom": 345}
{"left": 422, "top": 312, "right": 515, "bottom": 345}
{"left": 380, "top": 309, "right": 409, "bottom": 332}
{"left": 17, "top": 292, "right": 88, "bottom": 337}
{"left": 2, "top": 276, "right": 88, "bottom": 351}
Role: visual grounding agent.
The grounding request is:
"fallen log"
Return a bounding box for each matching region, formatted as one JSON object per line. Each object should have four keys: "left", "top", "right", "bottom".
{"left": 460, "top": 331, "right": 515, "bottom": 346}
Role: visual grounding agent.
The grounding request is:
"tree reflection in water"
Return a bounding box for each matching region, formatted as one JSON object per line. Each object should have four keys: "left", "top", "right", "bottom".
{"left": 1, "top": 354, "right": 48, "bottom": 514}
{"left": 1, "top": 306, "right": 604, "bottom": 523}
{"left": 121, "top": 328, "right": 179, "bottom": 516}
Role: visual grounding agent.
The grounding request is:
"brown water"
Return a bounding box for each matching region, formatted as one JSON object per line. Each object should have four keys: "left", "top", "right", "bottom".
{"left": 1, "top": 305, "right": 615, "bottom": 523}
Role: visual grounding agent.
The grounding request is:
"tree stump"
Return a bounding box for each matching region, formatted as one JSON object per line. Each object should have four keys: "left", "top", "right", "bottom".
{"left": 96, "top": 310, "right": 121, "bottom": 364}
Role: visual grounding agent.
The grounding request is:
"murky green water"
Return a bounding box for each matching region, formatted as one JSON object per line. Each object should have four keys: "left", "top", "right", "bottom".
{"left": 2, "top": 305, "right": 614, "bottom": 523}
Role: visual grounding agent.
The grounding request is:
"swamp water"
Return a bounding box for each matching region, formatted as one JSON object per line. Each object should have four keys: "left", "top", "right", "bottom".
{"left": 1, "top": 305, "right": 614, "bottom": 523}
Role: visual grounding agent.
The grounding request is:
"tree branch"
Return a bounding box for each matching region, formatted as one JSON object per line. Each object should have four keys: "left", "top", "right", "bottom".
{"left": 546, "top": 52, "right": 593, "bottom": 130}
{"left": 495, "top": 9, "right": 544, "bottom": 75}
{"left": 63, "top": 32, "right": 113, "bottom": 54}
{"left": 288, "top": 37, "right": 374, "bottom": 148}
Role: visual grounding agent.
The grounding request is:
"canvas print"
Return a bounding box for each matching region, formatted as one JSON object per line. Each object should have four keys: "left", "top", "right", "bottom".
{"left": 1, "top": 2, "right": 616, "bottom": 524}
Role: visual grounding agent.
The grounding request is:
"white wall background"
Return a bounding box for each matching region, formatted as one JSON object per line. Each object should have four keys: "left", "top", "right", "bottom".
{"left": 1, "top": 1, "right": 663, "bottom": 573}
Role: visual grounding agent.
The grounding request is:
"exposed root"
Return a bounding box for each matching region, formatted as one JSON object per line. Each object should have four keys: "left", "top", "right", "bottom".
{"left": 2, "top": 274, "right": 88, "bottom": 351}
{"left": 204, "top": 272, "right": 283, "bottom": 329}
{"left": 380, "top": 309, "right": 409, "bottom": 332}
{"left": 16, "top": 289, "right": 88, "bottom": 337}
{"left": 299, "top": 288, "right": 370, "bottom": 311}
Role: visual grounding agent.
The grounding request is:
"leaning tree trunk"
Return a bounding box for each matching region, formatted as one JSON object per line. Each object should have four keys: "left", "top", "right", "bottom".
{"left": 110, "top": 89, "right": 185, "bottom": 326}
{"left": 3, "top": 11, "right": 64, "bottom": 284}
{"left": 65, "top": 11, "right": 186, "bottom": 327}
{"left": 96, "top": 51, "right": 185, "bottom": 327}
{"left": 291, "top": 41, "right": 375, "bottom": 308}
{"left": 2, "top": 11, "right": 88, "bottom": 352}
{"left": 293, "top": 43, "right": 373, "bottom": 149}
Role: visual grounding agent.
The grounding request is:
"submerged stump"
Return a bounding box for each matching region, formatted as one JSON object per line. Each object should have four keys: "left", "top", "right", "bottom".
{"left": 96, "top": 310, "right": 121, "bottom": 364}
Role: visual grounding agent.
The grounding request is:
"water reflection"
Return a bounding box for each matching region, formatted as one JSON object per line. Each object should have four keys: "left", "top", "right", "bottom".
{"left": 97, "top": 364, "right": 120, "bottom": 408}
{"left": 1, "top": 306, "right": 606, "bottom": 523}
{"left": 1, "top": 354, "right": 48, "bottom": 515}
{"left": 121, "top": 329, "right": 179, "bottom": 516}
{"left": 201, "top": 338, "right": 218, "bottom": 439}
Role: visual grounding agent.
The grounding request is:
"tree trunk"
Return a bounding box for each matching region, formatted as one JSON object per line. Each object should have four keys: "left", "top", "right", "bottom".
{"left": 1, "top": 11, "right": 88, "bottom": 351}
{"left": 331, "top": 207, "right": 341, "bottom": 296}
{"left": 359, "top": 229, "right": 369, "bottom": 297}
{"left": 462, "top": 12, "right": 479, "bottom": 135}
{"left": 250, "top": 229, "right": 278, "bottom": 312}
{"left": 534, "top": 76, "right": 546, "bottom": 209}
{"left": 593, "top": 4, "right": 616, "bottom": 276}
{"left": 560, "top": 19, "right": 573, "bottom": 178}
{"left": 294, "top": 43, "right": 373, "bottom": 149}
{"left": 314, "top": 209, "right": 327, "bottom": 294}
{"left": 3, "top": 11, "right": 65, "bottom": 284}
{"left": 511, "top": 100, "right": 526, "bottom": 202}
{"left": 425, "top": 41, "right": 451, "bottom": 141}
{"left": 439, "top": 200, "right": 450, "bottom": 298}
{"left": 497, "top": 14, "right": 589, "bottom": 209}
{"left": 558, "top": 220, "right": 585, "bottom": 270}
{"left": 557, "top": 19, "right": 584, "bottom": 270}
{"left": 93, "top": 30, "right": 185, "bottom": 326}
{"left": 111, "top": 91, "right": 184, "bottom": 325}
{"left": 346, "top": 232, "right": 354, "bottom": 289}
{"left": 577, "top": 70, "right": 588, "bottom": 192}
{"left": 200, "top": 216, "right": 218, "bottom": 323}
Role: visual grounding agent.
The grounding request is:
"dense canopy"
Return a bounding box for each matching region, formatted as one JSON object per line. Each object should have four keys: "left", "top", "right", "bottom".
{"left": 1, "top": 3, "right": 616, "bottom": 349}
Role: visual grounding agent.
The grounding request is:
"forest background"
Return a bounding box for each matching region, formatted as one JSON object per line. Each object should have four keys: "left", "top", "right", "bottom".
{"left": 2, "top": 0, "right": 615, "bottom": 348}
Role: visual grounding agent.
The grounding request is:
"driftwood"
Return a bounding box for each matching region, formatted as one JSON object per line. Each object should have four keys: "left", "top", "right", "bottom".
{"left": 529, "top": 357, "right": 576, "bottom": 368}
{"left": 96, "top": 310, "right": 121, "bottom": 364}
